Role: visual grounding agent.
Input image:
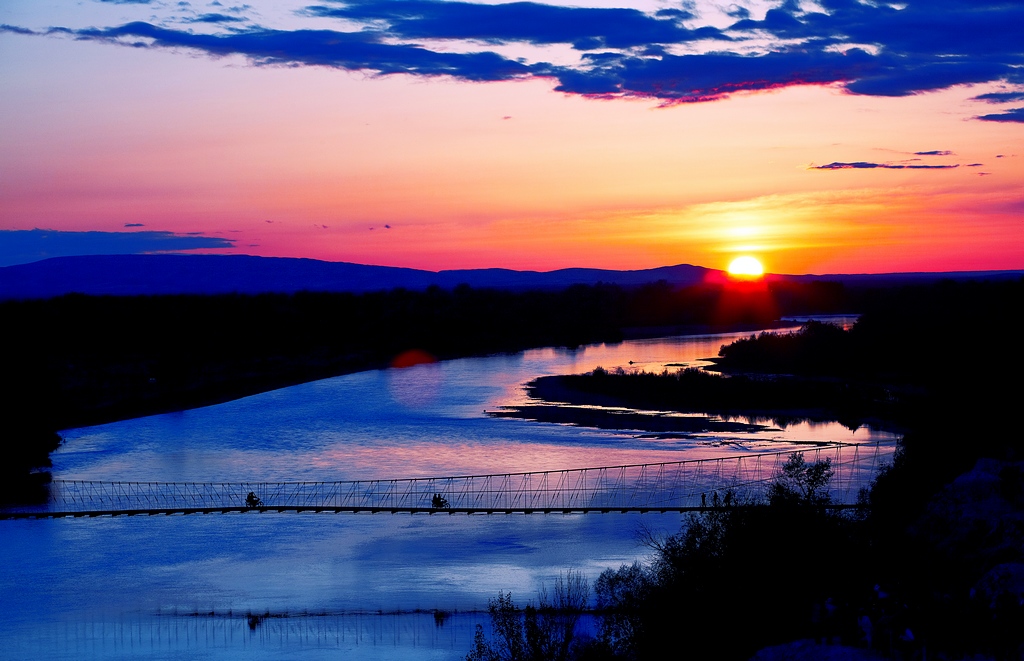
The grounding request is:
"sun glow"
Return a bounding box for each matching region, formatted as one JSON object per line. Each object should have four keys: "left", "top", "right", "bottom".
{"left": 727, "top": 256, "right": 764, "bottom": 277}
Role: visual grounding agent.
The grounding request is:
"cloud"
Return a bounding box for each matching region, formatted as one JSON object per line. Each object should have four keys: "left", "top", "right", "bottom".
{"left": 124, "top": 222, "right": 145, "bottom": 227}
{"left": 915, "top": 150, "right": 952, "bottom": 156}
{"left": 812, "top": 162, "right": 960, "bottom": 170}
{"left": 552, "top": 48, "right": 879, "bottom": 102}
{"left": 304, "top": 1, "right": 725, "bottom": 50}
{"left": 186, "top": 13, "right": 246, "bottom": 24}
{"left": 725, "top": 5, "right": 751, "bottom": 20}
{"left": 0, "top": 24, "right": 37, "bottom": 36}
{"left": 13, "top": 0, "right": 1024, "bottom": 107}
{"left": 971, "top": 90, "right": 1024, "bottom": 104}
{"left": 0, "top": 229, "right": 235, "bottom": 267}
{"left": 65, "top": 22, "right": 536, "bottom": 82}
{"left": 975, "top": 107, "right": 1024, "bottom": 123}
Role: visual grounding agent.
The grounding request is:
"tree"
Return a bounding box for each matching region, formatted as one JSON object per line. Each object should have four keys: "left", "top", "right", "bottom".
{"left": 467, "top": 624, "right": 499, "bottom": 661}
{"left": 767, "top": 453, "right": 834, "bottom": 506}
{"left": 593, "top": 562, "right": 651, "bottom": 659}
{"left": 467, "top": 572, "right": 590, "bottom": 661}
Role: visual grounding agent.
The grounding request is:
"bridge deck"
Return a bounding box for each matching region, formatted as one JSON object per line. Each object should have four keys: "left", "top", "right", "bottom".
{"left": 1, "top": 442, "right": 892, "bottom": 519}
{"left": 0, "top": 504, "right": 866, "bottom": 520}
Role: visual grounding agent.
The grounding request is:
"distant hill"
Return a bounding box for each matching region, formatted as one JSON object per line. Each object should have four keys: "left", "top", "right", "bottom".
{"left": 0, "top": 254, "right": 1020, "bottom": 300}
{"left": 0, "top": 254, "right": 714, "bottom": 299}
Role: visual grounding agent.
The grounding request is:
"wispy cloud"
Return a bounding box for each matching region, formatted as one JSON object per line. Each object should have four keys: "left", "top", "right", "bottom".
{"left": 0, "top": 229, "right": 235, "bottom": 267}
{"left": 186, "top": 13, "right": 246, "bottom": 24}
{"left": 971, "top": 91, "right": 1024, "bottom": 104}
{"left": 976, "top": 107, "right": 1024, "bottom": 123}
{"left": 812, "top": 162, "right": 960, "bottom": 170}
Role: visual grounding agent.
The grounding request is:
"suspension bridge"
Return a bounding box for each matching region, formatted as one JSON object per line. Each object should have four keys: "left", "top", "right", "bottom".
{"left": 1, "top": 442, "right": 892, "bottom": 520}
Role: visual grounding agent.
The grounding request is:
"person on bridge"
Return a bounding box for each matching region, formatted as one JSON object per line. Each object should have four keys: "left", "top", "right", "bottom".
{"left": 245, "top": 491, "right": 263, "bottom": 508}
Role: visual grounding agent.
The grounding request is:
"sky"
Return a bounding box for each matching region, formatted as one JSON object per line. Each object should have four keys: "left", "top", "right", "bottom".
{"left": 1, "top": 0, "right": 1022, "bottom": 274}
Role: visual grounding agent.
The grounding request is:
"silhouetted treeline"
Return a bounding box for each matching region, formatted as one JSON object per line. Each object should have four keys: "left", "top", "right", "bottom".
{"left": 716, "top": 278, "right": 1024, "bottom": 489}
{"left": 0, "top": 280, "right": 846, "bottom": 503}
{"left": 718, "top": 277, "right": 1024, "bottom": 384}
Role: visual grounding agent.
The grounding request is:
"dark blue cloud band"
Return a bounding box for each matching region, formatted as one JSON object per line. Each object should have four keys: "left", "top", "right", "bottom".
{"left": 0, "top": 229, "right": 235, "bottom": 267}
{"left": 7, "top": 0, "right": 1023, "bottom": 109}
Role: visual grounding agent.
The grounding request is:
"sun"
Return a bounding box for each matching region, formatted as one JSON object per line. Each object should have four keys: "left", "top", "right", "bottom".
{"left": 727, "top": 256, "right": 764, "bottom": 277}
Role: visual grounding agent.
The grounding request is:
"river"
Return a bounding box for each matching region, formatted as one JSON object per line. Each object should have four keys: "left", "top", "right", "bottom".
{"left": 1, "top": 319, "right": 896, "bottom": 660}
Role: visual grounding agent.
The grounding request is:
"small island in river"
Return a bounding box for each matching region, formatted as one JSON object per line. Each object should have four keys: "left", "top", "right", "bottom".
{"left": 491, "top": 362, "right": 914, "bottom": 433}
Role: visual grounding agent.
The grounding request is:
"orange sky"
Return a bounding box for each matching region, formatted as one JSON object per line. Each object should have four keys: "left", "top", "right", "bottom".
{"left": 1, "top": 1, "right": 1022, "bottom": 274}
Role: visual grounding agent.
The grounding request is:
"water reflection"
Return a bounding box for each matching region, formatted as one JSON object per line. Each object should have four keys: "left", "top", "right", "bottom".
{"left": 5, "top": 322, "right": 897, "bottom": 660}
{"left": 52, "top": 322, "right": 892, "bottom": 484}
{"left": 6, "top": 611, "right": 508, "bottom": 661}
{"left": 387, "top": 361, "right": 447, "bottom": 410}
{"left": 782, "top": 314, "right": 860, "bottom": 331}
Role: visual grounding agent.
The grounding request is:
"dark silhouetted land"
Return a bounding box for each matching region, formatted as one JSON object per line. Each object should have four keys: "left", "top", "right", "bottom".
{"left": 490, "top": 277, "right": 1024, "bottom": 660}
{"left": 1, "top": 279, "right": 850, "bottom": 503}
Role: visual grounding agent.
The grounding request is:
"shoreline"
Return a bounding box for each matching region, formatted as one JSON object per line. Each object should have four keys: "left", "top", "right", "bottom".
{"left": 56, "top": 320, "right": 813, "bottom": 435}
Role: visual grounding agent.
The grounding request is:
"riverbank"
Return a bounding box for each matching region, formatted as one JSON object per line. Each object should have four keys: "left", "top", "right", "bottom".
{"left": 488, "top": 402, "right": 771, "bottom": 434}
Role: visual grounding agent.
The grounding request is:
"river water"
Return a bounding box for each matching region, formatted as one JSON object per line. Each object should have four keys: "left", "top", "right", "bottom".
{"left": 2, "top": 319, "right": 895, "bottom": 660}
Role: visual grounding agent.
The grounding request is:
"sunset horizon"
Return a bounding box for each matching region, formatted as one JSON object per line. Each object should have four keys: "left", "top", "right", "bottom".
{"left": 3, "top": 3, "right": 1022, "bottom": 657}
{"left": 6, "top": 241, "right": 1024, "bottom": 278}
{"left": 2, "top": 0, "right": 1021, "bottom": 276}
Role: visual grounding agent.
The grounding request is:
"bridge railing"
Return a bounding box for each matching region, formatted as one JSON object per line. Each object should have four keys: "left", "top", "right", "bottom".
{"left": 31, "top": 441, "right": 892, "bottom": 515}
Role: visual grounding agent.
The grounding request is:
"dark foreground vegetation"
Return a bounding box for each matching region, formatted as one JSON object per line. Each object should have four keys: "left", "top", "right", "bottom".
{"left": 473, "top": 448, "right": 1024, "bottom": 660}
{"left": 475, "top": 277, "right": 1024, "bottom": 660}
{"left": 0, "top": 279, "right": 843, "bottom": 503}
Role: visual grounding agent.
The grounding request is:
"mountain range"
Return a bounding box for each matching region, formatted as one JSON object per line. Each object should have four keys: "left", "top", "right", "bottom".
{"left": 0, "top": 254, "right": 1020, "bottom": 300}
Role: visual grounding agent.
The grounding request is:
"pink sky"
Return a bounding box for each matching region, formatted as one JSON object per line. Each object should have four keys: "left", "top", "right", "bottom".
{"left": 1, "top": 0, "right": 1022, "bottom": 274}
